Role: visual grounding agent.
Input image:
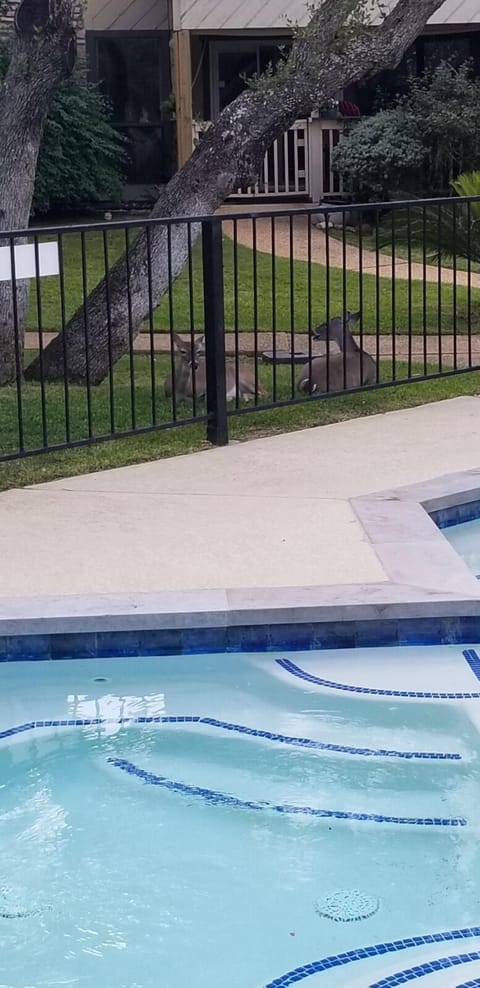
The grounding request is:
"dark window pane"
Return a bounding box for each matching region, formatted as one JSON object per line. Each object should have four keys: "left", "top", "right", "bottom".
{"left": 424, "top": 35, "right": 471, "bottom": 71}
{"left": 259, "top": 43, "right": 290, "bottom": 75}
{"left": 119, "top": 124, "right": 176, "bottom": 184}
{"left": 217, "top": 50, "right": 258, "bottom": 112}
{"left": 97, "top": 37, "right": 163, "bottom": 124}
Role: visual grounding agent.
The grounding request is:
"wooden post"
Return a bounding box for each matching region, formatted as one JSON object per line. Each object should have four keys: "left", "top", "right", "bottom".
{"left": 172, "top": 30, "right": 193, "bottom": 168}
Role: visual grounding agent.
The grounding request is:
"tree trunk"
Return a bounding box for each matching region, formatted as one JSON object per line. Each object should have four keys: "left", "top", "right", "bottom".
{"left": 0, "top": 0, "right": 76, "bottom": 385}
{"left": 26, "top": 0, "right": 445, "bottom": 386}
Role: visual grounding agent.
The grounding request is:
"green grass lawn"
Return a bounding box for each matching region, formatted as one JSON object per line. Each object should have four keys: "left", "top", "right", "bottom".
{"left": 28, "top": 228, "right": 480, "bottom": 336}
{"left": 1, "top": 352, "right": 479, "bottom": 491}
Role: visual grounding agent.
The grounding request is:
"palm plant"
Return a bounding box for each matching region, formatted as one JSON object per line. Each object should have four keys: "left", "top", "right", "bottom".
{"left": 380, "top": 171, "right": 480, "bottom": 266}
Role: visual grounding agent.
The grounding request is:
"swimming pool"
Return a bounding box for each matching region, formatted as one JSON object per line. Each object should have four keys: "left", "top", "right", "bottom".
{"left": 443, "top": 516, "right": 480, "bottom": 579}
{"left": 2, "top": 644, "right": 480, "bottom": 988}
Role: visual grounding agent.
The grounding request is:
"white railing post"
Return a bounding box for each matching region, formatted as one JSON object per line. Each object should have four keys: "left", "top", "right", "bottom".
{"left": 308, "top": 116, "right": 324, "bottom": 204}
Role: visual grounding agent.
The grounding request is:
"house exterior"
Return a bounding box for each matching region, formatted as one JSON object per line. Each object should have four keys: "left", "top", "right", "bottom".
{"left": 83, "top": 0, "right": 480, "bottom": 200}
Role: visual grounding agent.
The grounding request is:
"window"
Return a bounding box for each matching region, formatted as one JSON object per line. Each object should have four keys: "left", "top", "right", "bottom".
{"left": 210, "top": 40, "right": 290, "bottom": 118}
{"left": 89, "top": 33, "right": 175, "bottom": 186}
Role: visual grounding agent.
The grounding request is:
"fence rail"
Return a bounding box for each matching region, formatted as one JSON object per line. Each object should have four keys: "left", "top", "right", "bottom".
{"left": 1, "top": 194, "right": 479, "bottom": 463}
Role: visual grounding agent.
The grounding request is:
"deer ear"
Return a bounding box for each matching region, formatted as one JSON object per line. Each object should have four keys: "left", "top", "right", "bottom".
{"left": 196, "top": 335, "right": 205, "bottom": 352}
{"left": 172, "top": 332, "right": 186, "bottom": 351}
{"left": 347, "top": 311, "right": 361, "bottom": 323}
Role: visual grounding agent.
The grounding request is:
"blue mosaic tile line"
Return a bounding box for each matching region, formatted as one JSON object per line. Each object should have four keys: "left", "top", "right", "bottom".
{"left": 259, "top": 927, "right": 480, "bottom": 988}
{"left": 0, "top": 716, "right": 460, "bottom": 761}
{"left": 277, "top": 658, "right": 480, "bottom": 699}
{"left": 463, "top": 649, "right": 480, "bottom": 684}
{"left": 368, "top": 951, "right": 480, "bottom": 987}
{"left": 107, "top": 756, "right": 466, "bottom": 827}
{"left": 431, "top": 501, "right": 480, "bottom": 530}
{"left": 456, "top": 979, "right": 480, "bottom": 987}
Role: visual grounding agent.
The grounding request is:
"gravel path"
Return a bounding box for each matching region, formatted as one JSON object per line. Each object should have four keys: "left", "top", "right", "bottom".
{"left": 24, "top": 331, "right": 480, "bottom": 369}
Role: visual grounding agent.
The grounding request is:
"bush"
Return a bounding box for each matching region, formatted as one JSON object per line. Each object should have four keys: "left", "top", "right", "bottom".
{"left": 333, "top": 63, "right": 480, "bottom": 201}
{"left": 0, "top": 48, "right": 126, "bottom": 214}
{"left": 33, "top": 76, "right": 126, "bottom": 214}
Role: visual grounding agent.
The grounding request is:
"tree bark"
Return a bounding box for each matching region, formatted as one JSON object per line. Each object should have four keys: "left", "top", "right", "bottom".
{"left": 0, "top": 0, "right": 76, "bottom": 385}
{"left": 26, "top": 0, "right": 445, "bottom": 386}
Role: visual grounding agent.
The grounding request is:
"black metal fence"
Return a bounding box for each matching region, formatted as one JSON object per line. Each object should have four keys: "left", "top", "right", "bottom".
{"left": 1, "top": 194, "right": 479, "bottom": 462}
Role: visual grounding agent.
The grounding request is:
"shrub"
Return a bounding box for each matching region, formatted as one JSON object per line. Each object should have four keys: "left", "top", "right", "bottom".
{"left": 0, "top": 47, "right": 126, "bottom": 214}
{"left": 333, "top": 108, "right": 426, "bottom": 199}
{"left": 33, "top": 76, "right": 126, "bottom": 214}
{"left": 333, "top": 63, "right": 480, "bottom": 200}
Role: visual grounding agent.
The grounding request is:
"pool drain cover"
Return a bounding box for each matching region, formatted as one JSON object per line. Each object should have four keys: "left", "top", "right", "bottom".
{"left": 315, "top": 890, "right": 379, "bottom": 923}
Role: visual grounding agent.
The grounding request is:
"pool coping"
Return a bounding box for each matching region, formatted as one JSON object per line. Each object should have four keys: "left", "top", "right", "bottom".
{"left": 2, "top": 467, "right": 480, "bottom": 643}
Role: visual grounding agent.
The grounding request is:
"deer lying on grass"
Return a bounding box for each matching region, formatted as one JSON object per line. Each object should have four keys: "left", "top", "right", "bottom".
{"left": 164, "top": 333, "right": 265, "bottom": 402}
{"left": 297, "top": 311, "right": 377, "bottom": 394}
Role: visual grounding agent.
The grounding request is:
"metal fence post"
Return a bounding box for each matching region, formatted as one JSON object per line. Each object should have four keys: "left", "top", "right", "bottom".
{"left": 202, "top": 218, "right": 228, "bottom": 446}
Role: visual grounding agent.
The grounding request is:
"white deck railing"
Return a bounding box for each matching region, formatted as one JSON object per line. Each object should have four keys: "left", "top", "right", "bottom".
{"left": 192, "top": 118, "right": 348, "bottom": 200}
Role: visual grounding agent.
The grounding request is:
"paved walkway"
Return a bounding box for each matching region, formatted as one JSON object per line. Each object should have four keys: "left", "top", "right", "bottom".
{"left": 1, "top": 397, "right": 480, "bottom": 597}
{"left": 220, "top": 210, "right": 480, "bottom": 287}
{"left": 23, "top": 331, "right": 480, "bottom": 368}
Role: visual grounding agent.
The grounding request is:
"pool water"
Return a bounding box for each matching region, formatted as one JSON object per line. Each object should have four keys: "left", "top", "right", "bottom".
{"left": 2, "top": 646, "right": 480, "bottom": 988}
{"left": 443, "top": 516, "right": 480, "bottom": 578}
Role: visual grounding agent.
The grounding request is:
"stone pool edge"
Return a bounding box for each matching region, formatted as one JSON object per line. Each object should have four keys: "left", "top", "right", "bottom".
{"left": 2, "top": 467, "right": 480, "bottom": 655}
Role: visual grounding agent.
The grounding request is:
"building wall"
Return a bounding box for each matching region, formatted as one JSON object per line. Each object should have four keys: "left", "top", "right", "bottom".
{"left": 174, "top": 0, "right": 480, "bottom": 31}
{"left": 84, "top": 0, "right": 169, "bottom": 32}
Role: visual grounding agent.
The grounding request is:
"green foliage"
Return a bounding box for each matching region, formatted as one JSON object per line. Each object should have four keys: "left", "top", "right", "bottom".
{"left": 333, "top": 63, "right": 480, "bottom": 200}
{"left": 380, "top": 171, "right": 480, "bottom": 266}
{"left": 0, "top": 46, "right": 126, "bottom": 214}
{"left": 333, "top": 108, "right": 425, "bottom": 198}
{"left": 33, "top": 76, "right": 126, "bottom": 214}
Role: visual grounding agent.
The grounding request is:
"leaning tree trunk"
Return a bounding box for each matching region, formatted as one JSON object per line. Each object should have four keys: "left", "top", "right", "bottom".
{"left": 0, "top": 0, "right": 76, "bottom": 385}
{"left": 26, "top": 0, "right": 445, "bottom": 386}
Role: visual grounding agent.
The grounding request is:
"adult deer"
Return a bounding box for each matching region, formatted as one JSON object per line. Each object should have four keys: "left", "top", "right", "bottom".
{"left": 297, "top": 312, "right": 376, "bottom": 394}
{"left": 165, "top": 333, "right": 265, "bottom": 402}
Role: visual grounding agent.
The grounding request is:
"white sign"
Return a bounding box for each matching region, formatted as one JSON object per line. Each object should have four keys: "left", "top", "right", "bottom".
{"left": 0, "top": 242, "right": 59, "bottom": 282}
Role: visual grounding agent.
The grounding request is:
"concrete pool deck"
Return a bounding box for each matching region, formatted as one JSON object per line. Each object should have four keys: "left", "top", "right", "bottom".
{"left": 2, "top": 396, "right": 480, "bottom": 631}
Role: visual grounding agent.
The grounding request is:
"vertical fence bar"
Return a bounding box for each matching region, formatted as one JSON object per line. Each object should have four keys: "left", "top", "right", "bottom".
{"left": 407, "top": 207, "right": 413, "bottom": 379}
{"left": 80, "top": 231, "right": 93, "bottom": 438}
{"left": 342, "top": 211, "right": 347, "bottom": 389}
{"left": 102, "top": 229, "right": 116, "bottom": 434}
{"left": 124, "top": 227, "right": 136, "bottom": 430}
{"left": 33, "top": 234, "right": 48, "bottom": 448}
{"left": 57, "top": 233, "right": 71, "bottom": 443}
{"left": 307, "top": 211, "right": 313, "bottom": 383}
{"left": 391, "top": 210, "right": 396, "bottom": 382}
{"left": 452, "top": 200, "right": 458, "bottom": 372}
{"left": 374, "top": 210, "right": 381, "bottom": 383}
{"left": 437, "top": 203, "right": 442, "bottom": 375}
{"left": 9, "top": 238, "right": 24, "bottom": 452}
{"left": 252, "top": 216, "right": 259, "bottom": 405}
{"left": 467, "top": 200, "right": 472, "bottom": 369}
{"left": 422, "top": 206, "right": 428, "bottom": 376}
{"left": 289, "top": 213, "right": 295, "bottom": 398}
{"left": 187, "top": 222, "right": 197, "bottom": 418}
{"left": 271, "top": 216, "right": 278, "bottom": 403}
{"left": 233, "top": 219, "right": 240, "bottom": 410}
{"left": 166, "top": 223, "right": 177, "bottom": 423}
{"left": 325, "top": 211, "right": 331, "bottom": 393}
{"left": 145, "top": 225, "right": 157, "bottom": 426}
{"left": 202, "top": 219, "right": 228, "bottom": 446}
{"left": 358, "top": 210, "right": 364, "bottom": 385}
